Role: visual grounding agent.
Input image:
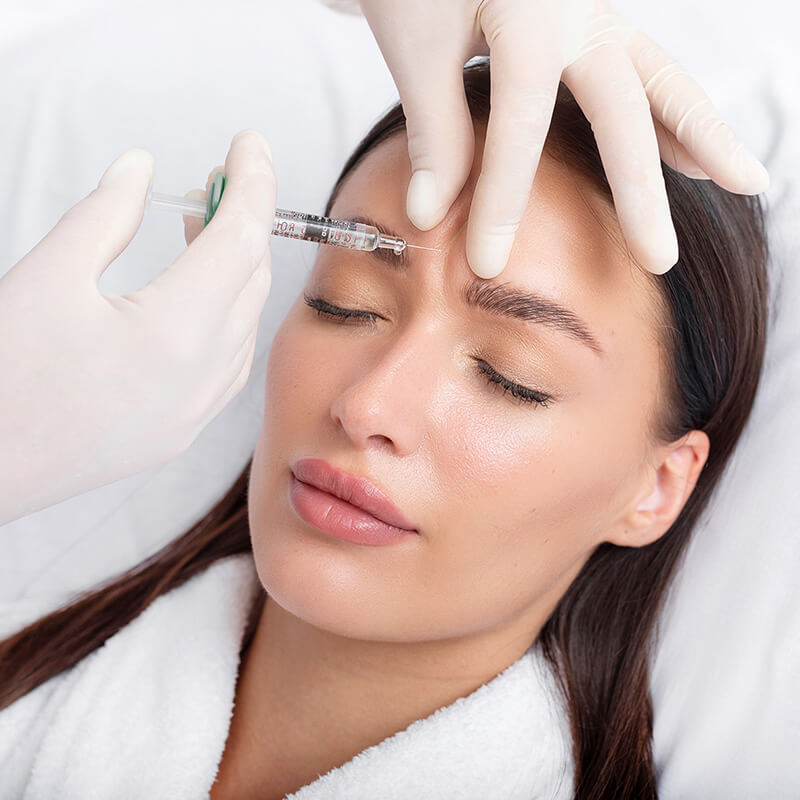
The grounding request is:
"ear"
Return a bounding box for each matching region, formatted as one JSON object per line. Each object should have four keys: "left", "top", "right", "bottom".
{"left": 607, "top": 430, "right": 710, "bottom": 548}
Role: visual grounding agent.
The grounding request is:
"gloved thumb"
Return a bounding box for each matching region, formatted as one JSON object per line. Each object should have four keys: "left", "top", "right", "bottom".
{"left": 89, "top": 149, "right": 155, "bottom": 280}
{"left": 30, "top": 149, "right": 154, "bottom": 289}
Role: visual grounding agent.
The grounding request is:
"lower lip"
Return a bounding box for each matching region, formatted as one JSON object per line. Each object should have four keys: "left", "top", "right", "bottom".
{"left": 289, "top": 474, "right": 418, "bottom": 546}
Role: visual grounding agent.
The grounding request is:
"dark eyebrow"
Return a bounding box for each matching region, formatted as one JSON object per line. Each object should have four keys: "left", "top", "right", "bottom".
{"left": 461, "top": 281, "right": 605, "bottom": 358}
{"left": 342, "top": 214, "right": 604, "bottom": 358}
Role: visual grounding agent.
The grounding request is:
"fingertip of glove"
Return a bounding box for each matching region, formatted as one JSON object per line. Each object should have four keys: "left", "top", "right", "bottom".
{"left": 99, "top": 149, "right": 155, "bottom": 190}
{"left": 640, "top": 231, "right": 679, "bottom": 275}
{"left": 231, "top": 129, "right": 273, "bottom": 164}
{"left": 466, "top": 234, "right": 513, "bottom": 279}
{"left": 407, "top": 170, "right": 446, "bottom": 230}
{"left": 741, "top": 158, "right": 770, "bottom": 195}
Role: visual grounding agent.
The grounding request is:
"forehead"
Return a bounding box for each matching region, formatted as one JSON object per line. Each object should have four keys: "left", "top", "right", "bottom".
{"left": 328, "top": 130, "right": 665, "bottom": 365}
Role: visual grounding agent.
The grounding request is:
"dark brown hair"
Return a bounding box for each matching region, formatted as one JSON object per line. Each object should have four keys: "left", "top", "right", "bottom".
{"left": 1, "top": 60, "right": 769, "bottom": 799}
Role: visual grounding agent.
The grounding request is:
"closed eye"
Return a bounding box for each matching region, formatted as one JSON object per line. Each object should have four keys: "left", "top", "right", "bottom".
{"left": 304, "top": 293, "right": 380, "bottom": 325}
{"left": 303, "top": 293, "right": 552, "bottom": 408}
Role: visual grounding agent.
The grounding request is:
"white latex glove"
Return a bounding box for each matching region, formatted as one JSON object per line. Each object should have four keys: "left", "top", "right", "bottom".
{"left": 0, "top": 129, "right": 276, "bottom": 526}
{"left": 356, "top": 0, "right": 770, "bottom": 277}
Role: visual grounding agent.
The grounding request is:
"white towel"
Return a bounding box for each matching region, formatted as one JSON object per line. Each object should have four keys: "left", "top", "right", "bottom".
{"left": 0, "top": 554, "right": 574, "bottom": 799}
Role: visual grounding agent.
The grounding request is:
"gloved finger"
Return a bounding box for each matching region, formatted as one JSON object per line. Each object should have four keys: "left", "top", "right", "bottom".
{"left": 626, "top": 28, "right": 769, "bottom": 194}
{"left": 199, "top": 327, "right": 258, "bottom": 431}
{"left": 564, "top": 42, "right": 678, "bottom": 274}
{"left": 227, "top": 254, "right": 272, "bottom": 345}
{"left": 397, "top": 47, "right": 476, "bottom": 230}
{"left": 465, "top": 33, "right": 561, "bottom": 278}
{"left": 23, "top": 149, "right": 154, "bottom": 289}
{"left": 140, "top": 130, "right": 276, "bottom": 315}
{"left": 653, "top": 118, "right": 710, "bottom": 180}
{"left": 182, "top": 164, "right": 225, "bottom": 246}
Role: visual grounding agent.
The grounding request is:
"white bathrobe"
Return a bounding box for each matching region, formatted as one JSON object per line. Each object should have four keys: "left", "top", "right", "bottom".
{"left": 0, "top": 554, "right": 574, "bottom": 799}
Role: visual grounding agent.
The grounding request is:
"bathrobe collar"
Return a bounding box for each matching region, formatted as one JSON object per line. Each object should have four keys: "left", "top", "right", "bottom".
{"left": 15, "top": 554, "right": 574, "bottom": 799}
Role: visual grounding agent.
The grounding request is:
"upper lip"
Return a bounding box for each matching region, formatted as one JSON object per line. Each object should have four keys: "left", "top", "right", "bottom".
{"left": 291, "top": 458, "right": 418, "bottom": 532}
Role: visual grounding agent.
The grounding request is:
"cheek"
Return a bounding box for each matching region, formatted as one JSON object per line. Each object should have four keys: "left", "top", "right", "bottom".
{"left": 435, "top": 359, "right": 648, "bottom": 532}
{"left": 431, "top": 391, "right": 568, "bottom": 528}
{"left": 425, "top": 385, "right": 646, "bottom": 606}
{"left": 262, "top": 311, "right": 334, "bottom": 432}
{"left": 250, "top": 312, "right": 331, "bottom": 542}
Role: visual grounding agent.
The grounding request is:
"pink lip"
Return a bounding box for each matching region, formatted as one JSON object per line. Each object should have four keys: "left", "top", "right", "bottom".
{"left": 290, "top": 458, "right": 417, "bottom": 532}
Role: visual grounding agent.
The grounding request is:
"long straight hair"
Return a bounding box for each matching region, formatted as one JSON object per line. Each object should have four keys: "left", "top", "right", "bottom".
{"left": 0, "top": 60, "right": 769, "bottom": 798}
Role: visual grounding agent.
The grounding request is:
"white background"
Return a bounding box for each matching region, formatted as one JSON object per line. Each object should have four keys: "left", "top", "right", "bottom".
{"left": 1, "top": 1, "right": 798, "bottom": 796}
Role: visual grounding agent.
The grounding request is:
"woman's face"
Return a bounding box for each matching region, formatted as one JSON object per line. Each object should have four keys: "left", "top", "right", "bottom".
{"left": 248, "top": 129, "right": 674, "bottom": 645}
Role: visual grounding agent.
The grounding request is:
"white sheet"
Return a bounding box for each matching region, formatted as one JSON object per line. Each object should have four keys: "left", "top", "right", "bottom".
{"left": 1, "top": 1, "right": 798, "bottom": 796}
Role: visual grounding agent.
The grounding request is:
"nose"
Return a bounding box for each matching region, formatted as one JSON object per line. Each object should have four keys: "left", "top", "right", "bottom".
{"left": 330, "top": 330, "right": 435, "bottom": 455}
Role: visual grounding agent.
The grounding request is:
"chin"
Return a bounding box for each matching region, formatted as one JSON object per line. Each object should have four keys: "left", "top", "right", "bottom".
{"left": 250, "top": 535, "right": 437, "bottom": 643}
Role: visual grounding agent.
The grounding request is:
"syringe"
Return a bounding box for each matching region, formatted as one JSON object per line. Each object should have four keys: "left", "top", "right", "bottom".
{"left": 147, "top": 172, "right": 440, "bottom": 256}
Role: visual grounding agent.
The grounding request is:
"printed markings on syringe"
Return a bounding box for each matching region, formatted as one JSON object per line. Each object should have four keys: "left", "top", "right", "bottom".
{"left": 274, "top": 219, "right": 307, "bottom": 239}
{"left": 325, "top": 228, "right": 368, "bottom": 249}
{"left": 271, "top": 214, "right": 369, "bottom": 249}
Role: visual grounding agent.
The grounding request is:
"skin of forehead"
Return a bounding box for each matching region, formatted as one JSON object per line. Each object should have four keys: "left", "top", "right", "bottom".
{"left": 327, "top": 129, "right": 668, "bottom": 374}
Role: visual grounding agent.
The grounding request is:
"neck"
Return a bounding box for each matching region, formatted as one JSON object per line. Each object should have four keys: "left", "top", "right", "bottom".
{"left": 211, "top": 593, "right": 535, "bottom": 800}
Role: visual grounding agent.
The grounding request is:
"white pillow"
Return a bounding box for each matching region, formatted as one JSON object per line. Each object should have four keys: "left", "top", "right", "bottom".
{"left": 1, "top": 1, "right": 797, "bottom": 797}
{"left": 612, "top": 2, "right": 800, "bottom": 795}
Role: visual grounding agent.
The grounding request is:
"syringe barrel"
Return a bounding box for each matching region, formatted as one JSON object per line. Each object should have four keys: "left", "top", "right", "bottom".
{"left": 272, "top": 210, "right": 378, "bottom": 251}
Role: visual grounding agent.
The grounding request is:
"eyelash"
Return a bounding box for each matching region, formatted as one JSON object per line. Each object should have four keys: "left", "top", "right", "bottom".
{"left": 303, "top": 293, "right": 552, "bottom": 409}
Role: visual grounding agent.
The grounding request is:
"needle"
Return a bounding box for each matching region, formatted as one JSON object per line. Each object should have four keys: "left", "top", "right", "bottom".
{"left": 405, "top": 243, "right": 442, "bottom": 253}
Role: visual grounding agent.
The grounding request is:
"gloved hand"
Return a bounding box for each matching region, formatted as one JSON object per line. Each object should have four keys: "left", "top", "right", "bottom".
{"left": 357, "top": 0, "right": 770, "bottom": 277}
{"left": 0, "top": 129, "right": 275, "bottom": 526}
